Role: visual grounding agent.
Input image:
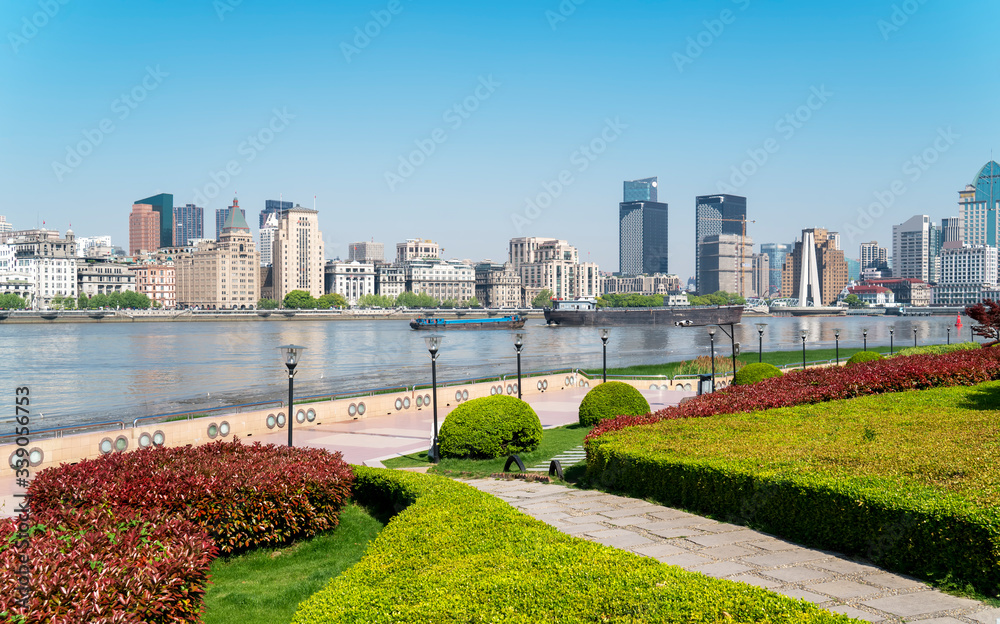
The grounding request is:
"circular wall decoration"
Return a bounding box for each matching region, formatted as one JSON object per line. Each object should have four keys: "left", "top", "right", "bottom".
{"left": 28, "top": 448, "right": 43, "bottom": 467}
{"left": 403, "top": 397, "right": 411, "bottom": 409}
{"left": 306, "top": 409, "right": 316, "bottom": 422}
{"left": 462, "top": 390, "right": 469, "bottom": 400}
{"left": 395, "top": 398, "right": 403, "bottom": 410}
{"left": 296, "top": 409, "right": 306, "bottom": 423}
{"left": 266, "top": 414, "right": 277, "bottom": 429}
{"left": 357, "top": 403, "right": 366, "bottom": 416}
{"left": 139, "top": 433, "right": 152, "bottom": 448}
{"left": 220, "top": 421, "right": 231, "bottom": 436}
{"left": 348, "top": 404, "right": 357, "bottom": 417}
{"left": 99, "top": 438, "right": 113, "bottom": 454}
{"left": 208, "top": 423, "right": 219, "bottom": 439}
{"left": 152, "top": 431, "right": 165, "bottom": 446}
{"left": 276, "top": 412, "right": 287, "bottom": 428}
{"left": 114, "top": 436, "right": 128, "bottom": 452}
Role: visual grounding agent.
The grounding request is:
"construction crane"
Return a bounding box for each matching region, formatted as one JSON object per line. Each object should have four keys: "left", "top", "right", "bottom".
{"left": 700, "top": 217, "right": 756, "bottom": 297}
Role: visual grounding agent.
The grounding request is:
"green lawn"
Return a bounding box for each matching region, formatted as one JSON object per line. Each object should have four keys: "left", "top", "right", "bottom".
{"left": 383, "top": 423, "right": 590, "bottom": 478}
{"left": 586, "top": 346, "right": 892, "bottom": 378}
{"left": 204, "top": 502, "right": 384, "bottom": 624}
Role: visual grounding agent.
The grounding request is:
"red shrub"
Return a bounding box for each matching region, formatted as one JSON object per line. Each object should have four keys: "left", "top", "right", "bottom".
{"left": 0, "top": 505, "right": 215, "bottom": 624}
{"left": 588, "top": 347, "right": 1000, "bottom": 441}
{"left": 29, "top": 440, "right": 355, "bottom": 555}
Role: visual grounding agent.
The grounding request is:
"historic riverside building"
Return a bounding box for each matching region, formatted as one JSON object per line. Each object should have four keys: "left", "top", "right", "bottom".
{"left": 697, "top": 234, "right": 755, "bottom": 298}
{"left": 348, "top": 241, "right": 385, "bottom": 264}
{"left": 405, "top": 259, "right": 475, "bottom": 302}
{"left": 272, "top": 205, "right": 325, "bottom": 302}
{"left": 215, "top": 200, "right": 247, "bottom": 242}
{"left": 376, "top": 265, "right": 406, "bottom": 298}
{"left": 475, "top": 262, "right": 522, "bottom": 308}
{"left": 508, "top": 237, "right": 601, "bottom": 304}
{"left": 619, "top": 177, "right": 669, "bottom": 277}
{"left": 781, "top": 228, "right": 849, "bottom": 307}
{"left": 76, "top": 260, "right": 136, "bottom": 298}
{"left": 3, "top": 228, "right": 77, "bottom": 308}
{"left": 601, "top": 274, "right": 680, "bottom": 296}
{"left": 324, "top": 261, "right": 376, "bottom": 305}
{"left": 396, "top": 239, "right": 440, "bottom": 263}
{"left": 130, "top": 262, "right": 176, "bottom": 309}
{"left": 129, "top": 203, "right": 160, "bottom": 255}
{"left": 175, "top": 203, "right": 260, "bottom": 309}
{"left": 0, "top": 243, "right": 33, "bottom": 302}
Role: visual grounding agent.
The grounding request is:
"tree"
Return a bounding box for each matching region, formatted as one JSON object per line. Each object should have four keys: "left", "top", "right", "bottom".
{"left": 283, "top": 290, "right": 317, "bottom": 309}
{"left": 257, "top": 298, "right": 279, "bottom": 310}
{"left": 396, "top": 292, "right": 438, "bottom": 308}
{"left": 687, "top": 291, "right": 745, "bottom": 306}
{"left": 358, "top": 293, "right": 396, "bottom": 308}
{"left": 77, "top": 293, "right": 89, "bottom": 309}
{"left": 50, "top": 293, "right": 64, "bottom": 309}
{"left": 965, "top": 299, "right": 1000, "bottom": 346}
{"left": 317, "top": 293, "right": 348, "bottom": 309}
{"left": 89, "top": 293, "right": 109, "bottom": 309}
{"left": 843, "top": 294, "right": 865, "bottom": 309}
{"left": 462, "top": 297, "right": 481, "bottom": 309}
{"left": 440, "top": 298, "right": 458, "bottom": 309}
{"left": 531, "top": 289, "right": 554, "bottom": 308}
{"left": 0, "top": 293, "right": 27, "bottom": 309}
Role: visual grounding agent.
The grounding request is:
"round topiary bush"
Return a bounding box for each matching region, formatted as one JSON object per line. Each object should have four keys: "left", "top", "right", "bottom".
{"left": 438, "top": 395, "right": 542, "bottom": 459}
{"left": 732, "top": 362, "right": 783, "bottom": 386}
{"left": 846, "top": 351, "right": 884, "bottom": 367}
{"left": 578, "top": 381, "right": 651, "bottom": 427}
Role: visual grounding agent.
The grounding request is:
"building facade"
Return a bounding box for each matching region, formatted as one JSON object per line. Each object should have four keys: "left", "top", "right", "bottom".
{"left": 405, "top": 259, "right": 475, "bottom": 302}
{"left": 847, "top": 285, "right": 894, "bottom": 307}
{"left": 130, "top": 262, "right": 176, "bottom": 309}
{"left": 348, "top": 241, "right": 385, "bottom": 264}
{"left": 509, "top": 237, "right": 600, "bottom": 302}
{"left": 376, "top": 265, "right": 406, "bottom": 298}
{"left": 173, "top": 204, "right": 204, "bottom": 247}
{"left": 175, "top": 205, "right": 260, "bottom": 309}
{"left": 215, "top": 200, "right": 247, "bottom": 241}
{"left": 602, "top": 274, "right": 680, "bottom": 296}
{"left": 623, "top": 177, "right": 658, "bottom": 203}
{"left": 129, "top": 204, "right": 160, "bottom": 255}
{"left": 0, "top": 216, "right": 12, "bottom": 236}
{"left": 932, "top": 245, "right": 999, "bottom": 306}
{"left": 694, "top": 194, "right": 747, "bottom": 294}
{"left": 0, "top": 244, "right": 32, "bottom": 303}
{"left": 959, "top": 161, "right": 1000, "bottom": 247}
{"left": 77, "top": 261, "right": 137, "bottom": 298}
{"left": 134, "top": 193, "right": 173, "bottom": 249}
{"left": 863, "top": 278, "right": 931, "bottom": 306}
{"left": 697, "top": 234, "right": 754, "bottom": 298}
{"left": 396, "top": 239, "right": 440, "bottom": 263}
{"left": 860, "top": 241, "right": 889, "bottom": 273}
{"left": 781, "top": 228, "right": 849, "bottom": 306}
{"left": 324, "top": 261, "right": 375, "bottom": 305}
{"left": 751, "top": 253, "right": 770, "bottom": 299}
{"left": 760, "top": 243, "right": 792, "bottom": 296}
{"left": 619, "top": 200, "right": 669, "bottom": 276}
{"left": 261, "top": 199, "right": 293, "bottom": 229}
{"left": 474, "top": 262, "right": 523, "bottom": 308}
{"left": 272, "top": 205, "right": 325, "bottom": 301}
{"left": 6, "top": 229, "right": 77, "bottom": 308}
{"left": 892, "top": 215, "right": 933, "bottom": 282}
{"left": 259, "top": 212, "right": 278, "bottom": 267}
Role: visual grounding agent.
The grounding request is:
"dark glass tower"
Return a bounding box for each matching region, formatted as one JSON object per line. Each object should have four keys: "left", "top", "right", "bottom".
{"left": 695, "top": 194, "right": 747, "bottom": 294}
{"left": 135, "top": 193, "right": 174, "bottom": 248}
{"left": 173, "top": 204, "right": 204, "bottom": 246}
{"left": 623, "top": 177, "right": 658, "bottom": 203}
{"left": 619, "top": 178, "right": 668, "bottom": 276}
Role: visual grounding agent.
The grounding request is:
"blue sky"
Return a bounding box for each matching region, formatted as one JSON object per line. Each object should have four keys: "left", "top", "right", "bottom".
{"left": 2, "top": 0, "right": 998, "bottom": 280}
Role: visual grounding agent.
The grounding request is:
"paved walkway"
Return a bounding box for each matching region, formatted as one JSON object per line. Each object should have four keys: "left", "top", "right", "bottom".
{"left": 466, "top": 479, "right": 1000, "bottom": 624}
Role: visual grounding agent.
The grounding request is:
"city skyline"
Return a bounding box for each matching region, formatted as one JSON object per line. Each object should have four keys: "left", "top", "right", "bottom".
{"left": 2, "top": 1, "right": 998, "bottom": 279}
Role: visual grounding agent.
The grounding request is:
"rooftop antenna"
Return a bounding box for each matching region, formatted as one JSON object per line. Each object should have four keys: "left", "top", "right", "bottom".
{"left": 314, "top": 195, "right": 317, "bottom": 210}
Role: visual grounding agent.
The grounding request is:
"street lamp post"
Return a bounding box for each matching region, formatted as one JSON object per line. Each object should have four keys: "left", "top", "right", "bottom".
{"left": 424, "top": 334, "right": 443, "bottom": 463}
{"left": 801, "top": 330, "right": 808, "bottom": 370}
{"left": 708, "top": 327, "right": 717, "bottom": 392}
{"left": 277, "top": 344, "right": 306, "bottom": 448}
{"left": 513, "top": 332, "right": 524, "bottom": 399}
{"left": 834, "top": 329, "right": 841, "bottom": 364}
{"left": 756, "top": 323, "right": 767, "bottom": 364}
{"left": 889, "top": 325, "right": 895, "bottom": 356}
{"left": 862, "top": 327, "right": 868, "bottom": 352}
{"left": 946, "top": 326, "right": 951, "bottom": 345}
{"left": 599, "top": 327, "right": 610, "bottom": 383}
{"left": 913, "top": 327, "right": 917, "bottom": 348}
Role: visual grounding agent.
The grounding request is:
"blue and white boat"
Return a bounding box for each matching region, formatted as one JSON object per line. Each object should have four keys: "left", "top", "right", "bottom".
{"left": 409, "top": 314, "right": 526, "bottom": 330}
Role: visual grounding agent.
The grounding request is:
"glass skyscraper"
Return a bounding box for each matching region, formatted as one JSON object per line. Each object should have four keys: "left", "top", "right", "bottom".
{"left": 619, "top": 178, "right": 668, "bottom": 276}
{"left": 134, "top": 193, "right": 174, "bottom": 249}
{"left": 695, "top": 195, "right": 747, "bottom": 294}
{"left": 261, "top": 199, "right": 293, "bottom": 229}
{"left": 760, "top": 242, "right": 793, "bottom": 296}
{"left": 173, "top": 204, "right": 204, "bottom": 246}
{"left": 959, "top": 161, "right": 1000, "bottom": 247}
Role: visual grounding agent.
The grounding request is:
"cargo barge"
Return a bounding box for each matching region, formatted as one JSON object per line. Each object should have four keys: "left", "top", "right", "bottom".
{"left": 543, "top": 300, "right": 743, "bottom": 327}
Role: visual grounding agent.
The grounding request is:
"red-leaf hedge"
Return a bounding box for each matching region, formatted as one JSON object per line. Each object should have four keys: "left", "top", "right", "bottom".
{"left": 29, "top": 440, "right": 355, "bottom": 555}
{"left": 588, "top": 346, "right": 1000, "bottom": 441}
{"left": 0, "top": 505, "right": 216, "bottom": 624}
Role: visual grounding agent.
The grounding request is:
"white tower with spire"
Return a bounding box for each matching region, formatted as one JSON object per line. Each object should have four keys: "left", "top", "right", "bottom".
{"left": 797, "top": 231, "right": 822, "bottom": 307}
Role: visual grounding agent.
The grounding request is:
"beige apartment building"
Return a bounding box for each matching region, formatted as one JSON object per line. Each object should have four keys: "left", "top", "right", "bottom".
{"left": 130, "top": 262, "right": 176, "bottom": 309}
{"left": 175, "top": 205, "right": 259, "bottom": 309}
{"left": 509, "top": 237, "right": 601, "bottom": 302}
{"left": 273, "top": 206, "right": 325, "bottom": 302}
{"left": 602, "top": 274, "right": 680, "bottom": 296}
{"left": 475, "top": 262, "right": 523, "bottom": 307}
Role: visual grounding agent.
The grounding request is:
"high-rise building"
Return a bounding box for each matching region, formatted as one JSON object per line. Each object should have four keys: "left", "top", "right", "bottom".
{"left": 348, "top": 241, "right": 385, "bottom": 264}
{"left": 623, "top": 177, "right": 658, "bottom": 203}
{"left": 216, "top": 200, "right": 247, "bottom": 241}
{"left": 698, "top": 234, "right": 754, "bottom": 297}
{"left": 259, "top": 212, "right": 279, "bottom": 267}
{"left": 619, "top": 198, "right": 669, "bottom": 276}
{"left": 508, "top": 237, "right": 600, "bottom": 302}
{"left": 396, "top": 239, "right": 440, "bottom": 263}
{"left": 0, "top": 216, "right": 12, "bottom": 236}
{"left": 760, "top": 243, "right": 793, "bottom": 297}
{"left": 781, "top": 228, "right": 849, "bottom": 306}
{"left": 941, "top": 217, "right": 963, "bottom": 249}
{"left": 933, "top": 245, "right": 999, "bottom": 306}
{"left": 751, "top": 253, "right": 769, "bottom": 299}
{"left": 273, "top": 205, "right": 325, "bottom": 302}
{"left": 175, "top": 203, "right": 260, "bottom": 309}
{"left": 173, "top": 204, "right": 204, "bottom": 247}
{"left": 695, "top": 194, "right": 747, "bottom": 294}
{"left": 959, "top": 161, "right": 1000, "bottom": 247}
{"left": 474, "top": 262, "right": 523, "bottom": 308}
{"left": 129, "top": 203, "right": 160, "bottom": 255}
{"left": 134, "top": 193, "right": 173, "bottom": 248}
{"left": 860, "top": 241, "right": 889, "bottom": 273}
{"left": 892, "top": 215, "right": 932, "bottom": 282}
{"left": 261, "top": 199, "right": 293, "bottom": 229}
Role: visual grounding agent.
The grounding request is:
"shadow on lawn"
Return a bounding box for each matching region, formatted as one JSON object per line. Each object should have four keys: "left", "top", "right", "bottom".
{"left": 958, "top": 382, "right": 1000, "bottom": 411}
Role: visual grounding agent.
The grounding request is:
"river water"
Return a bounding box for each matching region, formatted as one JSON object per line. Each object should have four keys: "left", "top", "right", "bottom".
{"left": 0, "top": 315, "right": 969, "bottom": 428}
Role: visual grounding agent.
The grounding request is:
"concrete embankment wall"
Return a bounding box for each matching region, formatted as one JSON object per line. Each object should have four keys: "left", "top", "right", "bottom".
{"left": 0, "top": 311, "right": 546, "bottom": 324}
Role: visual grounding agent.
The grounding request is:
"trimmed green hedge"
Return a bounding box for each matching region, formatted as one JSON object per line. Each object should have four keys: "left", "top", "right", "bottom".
{"left": 894, "top": 342, "right": 979, "bottom": 358}
{"left": 438, "top": 395, "right": 542, "bottom": 459}
{"left": 732, "top": 363, "right": 783, "bottom": 386}
{"left": 585, "top": 384, "right": 1000, "bottom": 595}
{"left": 292, "top": 468, "right": 852, "bottom": 623}
{"left": 579, "top": 381, "right": 651, "bottom": 427}
{"left": 846, "top": 351, "right": 883, "bottom": 366}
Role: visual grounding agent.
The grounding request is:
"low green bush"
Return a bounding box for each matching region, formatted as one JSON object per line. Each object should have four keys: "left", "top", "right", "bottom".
{"left": 437, "top": 395, "right": 542, "bottom": 459}
{"left": 894, "top": 341, "right": 979, "bottom": 358}
{"left": 292, "top": 468, "right": 851, "bottom": 623}
{"left": 732, "top": 362, "right": 783, "bottom": 386}
{"left": 585, "top": 383, "right": 1000, "bottom": 595}
{"left": 578, "top": 381, "right": 650, "bottom": 427}
{"left": 846, "top": 350, "right": 883, "bottom": 366}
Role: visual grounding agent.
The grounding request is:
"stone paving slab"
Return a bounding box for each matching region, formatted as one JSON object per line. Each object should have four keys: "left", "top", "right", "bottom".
{"left": 466, "top": 479, "right": 998, "bottom": 624}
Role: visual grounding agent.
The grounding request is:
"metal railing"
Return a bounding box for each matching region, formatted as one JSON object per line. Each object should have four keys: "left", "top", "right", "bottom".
{"left": 0, "top": 420, "right": 125, "bottom": 443}
{"left": 132, "top": 400, "right": 284, "bottom": 428}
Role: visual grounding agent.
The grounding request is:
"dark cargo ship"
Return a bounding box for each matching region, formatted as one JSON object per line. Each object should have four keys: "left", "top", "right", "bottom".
{"left": 543, "top": 300, "right": 743, "bottom": 327}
